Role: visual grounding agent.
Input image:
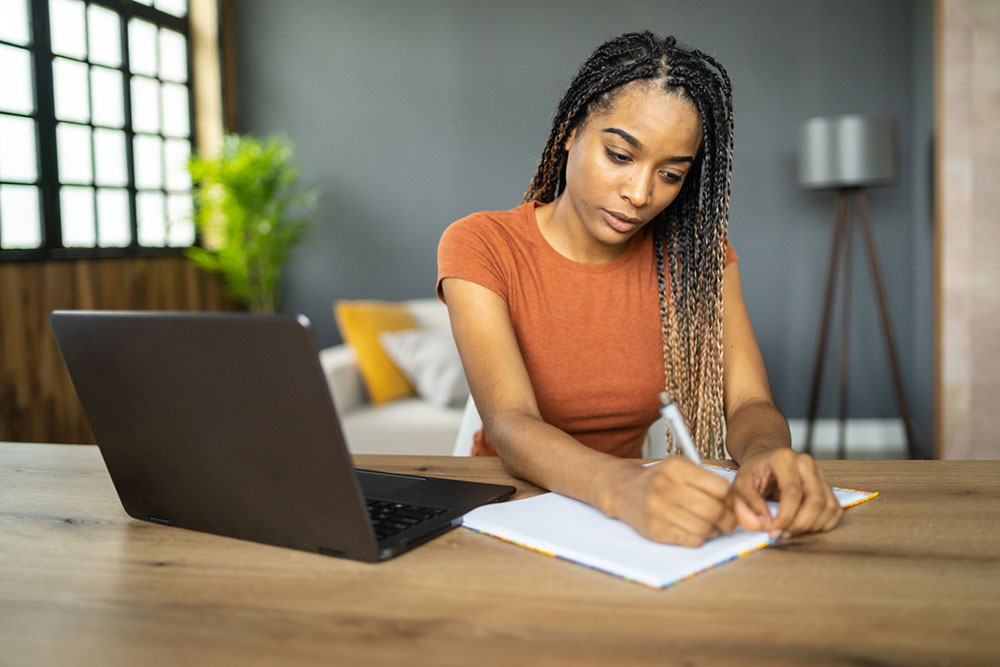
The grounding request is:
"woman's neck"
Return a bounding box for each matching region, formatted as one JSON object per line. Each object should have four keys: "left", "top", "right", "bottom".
{"left": 534, "top": 197, "right": 630, "bottom": 265}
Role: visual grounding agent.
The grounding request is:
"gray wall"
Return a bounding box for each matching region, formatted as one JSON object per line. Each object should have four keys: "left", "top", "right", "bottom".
{"left": 234, "top": 0, "right": 935, "bottom": 456}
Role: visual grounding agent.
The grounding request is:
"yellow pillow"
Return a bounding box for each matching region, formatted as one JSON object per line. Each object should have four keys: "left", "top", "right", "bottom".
{"left": 334, "top": 300, "right": 417, "bottom": 404}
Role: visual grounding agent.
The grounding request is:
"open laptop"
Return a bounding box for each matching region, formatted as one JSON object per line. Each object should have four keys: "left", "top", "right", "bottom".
{"left": 50, "top": 310, "right": 515, "bottom": 562}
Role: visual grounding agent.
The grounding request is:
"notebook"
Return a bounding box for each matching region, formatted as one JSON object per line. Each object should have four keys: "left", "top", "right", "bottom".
{"left": 50, "top": 310, "right": 515, "bottom": 562}
{"left": 463, "top": 465, "right": 877, "bottom": 588}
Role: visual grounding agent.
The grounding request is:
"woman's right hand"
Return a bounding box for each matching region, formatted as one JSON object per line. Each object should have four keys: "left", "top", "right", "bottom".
{"left": 607, "top": 456, "right": 736, "bottom": 547}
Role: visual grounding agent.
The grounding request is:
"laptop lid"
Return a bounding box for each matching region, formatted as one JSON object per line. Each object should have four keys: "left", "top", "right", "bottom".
{"left": 49, "top": 310, "right": 513, "bottom": 562}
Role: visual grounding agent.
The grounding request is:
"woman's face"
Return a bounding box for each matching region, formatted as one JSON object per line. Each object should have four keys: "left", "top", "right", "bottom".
{"left": 560, "top": 81, "right": 702, "bottom": 254}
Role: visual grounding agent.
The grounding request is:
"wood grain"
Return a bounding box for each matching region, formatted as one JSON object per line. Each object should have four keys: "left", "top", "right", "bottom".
{"left": 0, "top": 258, "right": 239, "bottom": 444}
{"left": 1, "top": 444, "right": 997, "bottom": 667}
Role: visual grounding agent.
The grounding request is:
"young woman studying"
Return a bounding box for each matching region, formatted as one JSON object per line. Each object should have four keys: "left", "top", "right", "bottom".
{"left": 437, "top": 32, "right": 843, "bottom": 547}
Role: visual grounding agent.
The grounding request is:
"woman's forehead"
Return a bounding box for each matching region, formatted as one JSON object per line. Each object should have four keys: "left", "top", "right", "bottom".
{"left": 585, "top": 82, "right": 703, "bottom": 152}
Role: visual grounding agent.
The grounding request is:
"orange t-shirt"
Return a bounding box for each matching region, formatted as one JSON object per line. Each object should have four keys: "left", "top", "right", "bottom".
{"left": 437, "top": 200, "right": 736, "bottom": 458}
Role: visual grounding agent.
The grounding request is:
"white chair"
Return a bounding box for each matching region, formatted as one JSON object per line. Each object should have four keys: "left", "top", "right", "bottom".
{"left": 451, "top": 395, "right": 668, "bottom": 458}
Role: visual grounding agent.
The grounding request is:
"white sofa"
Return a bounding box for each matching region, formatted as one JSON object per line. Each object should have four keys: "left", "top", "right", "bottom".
{"left": 318, "top": 297, "right": 671, "bottom": 458}
{"left": 319, "top": 299, "right": 466, "bottom": 455}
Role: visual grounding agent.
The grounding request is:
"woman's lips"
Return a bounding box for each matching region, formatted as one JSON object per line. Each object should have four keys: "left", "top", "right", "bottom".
{"left": 602, "top": 209, "right": 641, "bottom": 233}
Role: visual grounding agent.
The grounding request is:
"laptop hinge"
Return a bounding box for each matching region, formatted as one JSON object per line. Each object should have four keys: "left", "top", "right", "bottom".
{"left": 148, "top": 515, "right": 171, "bottom": 525}
{"left": 318, "top": 547, "right": 347, "bottom": 558}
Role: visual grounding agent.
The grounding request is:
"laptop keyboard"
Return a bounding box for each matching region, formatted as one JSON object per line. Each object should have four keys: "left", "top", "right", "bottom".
{"left": 366, "top": 499, "right": 448, "bottom": 542}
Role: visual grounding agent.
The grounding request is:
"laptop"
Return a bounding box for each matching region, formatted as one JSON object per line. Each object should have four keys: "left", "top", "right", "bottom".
{"left": 49, "top": 310, "right": 515, "bottom": 562}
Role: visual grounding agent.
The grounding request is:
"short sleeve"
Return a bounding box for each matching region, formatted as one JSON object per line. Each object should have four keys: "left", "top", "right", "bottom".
{"left": 725, "top": 239, "right": 738, "bottom": 265}
{"left": 436, "top": 214, "right": 509, "bottom": 303}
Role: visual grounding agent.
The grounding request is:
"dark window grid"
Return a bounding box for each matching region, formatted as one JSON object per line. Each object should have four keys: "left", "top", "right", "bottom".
{"left": 0, "top": 37, "right": 33, "bottom": 49}
{"left": 1, "top": 0, "right": 193, "bottom": 258}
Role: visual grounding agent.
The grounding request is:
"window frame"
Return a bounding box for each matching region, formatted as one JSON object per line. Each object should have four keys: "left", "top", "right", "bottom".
{"left": 0, "top": 0, "right": 197, "bottom": 260}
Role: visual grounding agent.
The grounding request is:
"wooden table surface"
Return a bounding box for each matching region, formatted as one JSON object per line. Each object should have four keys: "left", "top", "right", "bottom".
{"left": 1, "top": 442, "right": 998, "bottom": 666}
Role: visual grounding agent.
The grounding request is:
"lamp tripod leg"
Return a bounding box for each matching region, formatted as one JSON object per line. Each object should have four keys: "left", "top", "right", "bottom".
{"left": 855, "top": 192, "right": 919, "bottom": 459}
{"left": 805, "top": 191, "right": 850, "bottom": 454}
{"left": 838, "top": 200, "right": 853, "bottom": 460}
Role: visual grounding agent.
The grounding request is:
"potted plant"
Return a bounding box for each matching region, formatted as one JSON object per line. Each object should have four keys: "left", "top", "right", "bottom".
{"left": 187, "top": 134, "right": 316, "bottom": 314}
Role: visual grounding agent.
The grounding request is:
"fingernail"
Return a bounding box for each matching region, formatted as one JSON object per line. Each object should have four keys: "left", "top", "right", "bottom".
{"left": 769, "top": 529, "right": 781, "bottom": 539}
{"left": 782, "top": 531, "right": 791, "bottom": 539}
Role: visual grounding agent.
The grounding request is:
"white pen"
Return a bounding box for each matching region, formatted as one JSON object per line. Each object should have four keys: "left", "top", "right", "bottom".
{"left": 659, "top": 391, "right": 702, "bottom": 465}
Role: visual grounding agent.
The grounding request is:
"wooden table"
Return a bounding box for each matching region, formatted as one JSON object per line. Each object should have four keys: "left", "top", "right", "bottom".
{"left": 1, "top": 443, "right": 998, "bottom": 666}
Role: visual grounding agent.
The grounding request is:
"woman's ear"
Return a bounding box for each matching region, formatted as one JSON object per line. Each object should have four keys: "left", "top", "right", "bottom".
{"left": 564, "top": 126, "right": 578, "bottom": 152}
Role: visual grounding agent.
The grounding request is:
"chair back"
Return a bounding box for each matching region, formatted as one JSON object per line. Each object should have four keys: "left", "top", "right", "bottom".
{"left": 452, "top": 395, "right": 482, "bottom": 456}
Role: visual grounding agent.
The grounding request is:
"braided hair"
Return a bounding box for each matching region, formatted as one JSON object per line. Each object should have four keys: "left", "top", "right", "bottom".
{"left": 524, "top": 32, "right": 734, "bottom": 459}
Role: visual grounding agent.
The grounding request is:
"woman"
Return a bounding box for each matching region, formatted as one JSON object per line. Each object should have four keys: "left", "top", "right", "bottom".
{"left": 437, "top": 32, "right": 843, "bottom": 546}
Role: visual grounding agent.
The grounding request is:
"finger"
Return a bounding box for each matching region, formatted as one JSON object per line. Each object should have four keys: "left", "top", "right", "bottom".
{"left": 786, "top": 457, "right": 829, "bottom": 534}
{"left": 732, "top": 496, "right": 764, "bottom": 532}
{"left": 659, "top": 495, "right": 723, "bottom": 541}
{"left": 661, "top": 457, "right": 732, "bottom": 499}
{"left": 813, "top": 467, "right": 845, "bottom": 532}
{"left": 674, "top": 482, "right": 738, "bottom": 533}
{"left": 769, "top": 455, "right": 807, "bottom": 536}
{"left": 730, "top": 472, "right": 774, "bottom": 530}
{"left": 645, "top": 515, "right": 709, "bottom": 548}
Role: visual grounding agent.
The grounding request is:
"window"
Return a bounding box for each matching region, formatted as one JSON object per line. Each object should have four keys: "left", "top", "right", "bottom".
{"left": 0, "top": 0, "right": 195, "bottom": 258}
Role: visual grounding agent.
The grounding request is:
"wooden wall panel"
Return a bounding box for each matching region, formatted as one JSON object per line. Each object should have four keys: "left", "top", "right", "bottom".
{"left": 936, "top": 0, "right": 1000, "bottom": 459}
{"left": 0, "top": 257, "right": 239, "bottom": 444}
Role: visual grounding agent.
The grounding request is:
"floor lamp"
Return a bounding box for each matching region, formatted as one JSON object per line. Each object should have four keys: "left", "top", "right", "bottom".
{"left": 799, "top": 115, "right": 917, "bottom": 459}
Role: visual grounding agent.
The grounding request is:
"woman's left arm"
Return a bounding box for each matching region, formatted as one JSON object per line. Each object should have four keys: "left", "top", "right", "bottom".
{"left": 721, "top": 262, "right": 844, "bottom": 538}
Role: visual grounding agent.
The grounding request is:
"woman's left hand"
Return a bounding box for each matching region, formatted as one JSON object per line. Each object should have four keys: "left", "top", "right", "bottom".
{"left": 729, "top": 448, "right": 844, "bottom": 539}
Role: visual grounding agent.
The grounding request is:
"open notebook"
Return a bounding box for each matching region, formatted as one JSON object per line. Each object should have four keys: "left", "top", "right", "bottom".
{"left": 463, "top": 465, "right": 877, "bottom": 588}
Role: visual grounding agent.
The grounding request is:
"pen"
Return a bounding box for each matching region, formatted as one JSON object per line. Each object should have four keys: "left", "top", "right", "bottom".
{"left": 658, "top": 391, "right": 702, "bottom": 465}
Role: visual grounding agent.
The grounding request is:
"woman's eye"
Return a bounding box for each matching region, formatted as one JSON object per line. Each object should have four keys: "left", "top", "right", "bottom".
{"left": 605, "top": 148, "right": 631, "bottom": 164}
{"left": 661, "top": 172, "right": 682, "bottom": 184}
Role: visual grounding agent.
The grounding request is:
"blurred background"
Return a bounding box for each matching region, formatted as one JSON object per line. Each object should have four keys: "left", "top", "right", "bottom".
{"left": 3, "top": 0, "right": 996, "bottom": 460}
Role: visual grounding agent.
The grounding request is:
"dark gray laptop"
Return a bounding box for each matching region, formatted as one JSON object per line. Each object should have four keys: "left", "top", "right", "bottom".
{"left": 50, "top": 310, "right": 514, "bottom": 562}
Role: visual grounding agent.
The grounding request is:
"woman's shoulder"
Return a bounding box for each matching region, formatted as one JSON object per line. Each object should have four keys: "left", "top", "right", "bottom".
{"left": 449, "top": 201, "right": 533, "bottom": 233}
{"left": 442, "top": 201, "right": 536, "bottom": 249}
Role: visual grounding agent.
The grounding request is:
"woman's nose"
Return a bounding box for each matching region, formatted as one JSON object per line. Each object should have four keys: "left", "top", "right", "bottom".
{"left": 620, "top": 170, "right": 652, "bottom": 208}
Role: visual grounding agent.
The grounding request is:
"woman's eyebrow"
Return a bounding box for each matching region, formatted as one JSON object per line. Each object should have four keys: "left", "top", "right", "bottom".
{"left": 601, "top": 127, "right": 694, "bottom": 163}
{"left": 602, "top": 127, "right": 643, "bottom": 150}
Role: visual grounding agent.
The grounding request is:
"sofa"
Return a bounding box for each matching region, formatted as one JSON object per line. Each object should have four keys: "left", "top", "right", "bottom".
{"left": 319, "top": 297, "right": 670, "bottom": 458}
{"left": 319, "top": 299, "right": 467, "bottom": 455}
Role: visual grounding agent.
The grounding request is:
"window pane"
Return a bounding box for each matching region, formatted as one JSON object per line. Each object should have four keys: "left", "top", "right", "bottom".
{"left": 60, "top": 185, "right": 96, "bottom": 246}
{"left": 87, "top": 4, "right": 122, "bottom": 68}
{"left": 128, "top": 18, "right": 157, "bottom": 77}
{"left": 158, "top": 29, "right": 187, "bottom": 83}
{"left": 130, "top": 75, "right": 159, "bottom": 133}
{"left": 96, "top": 188, "right": 130, "bottom": 246}
{"left": 53, "top": 57, "right": 90, "bottom": 122}
{"left": 134, "top": 134, "right": 162, "bottom": 189}
{"left": 154, "top": 0, "right": 187, "bottom": 18}
{"left": 94, "top": 128, "right": 127, "bottom": 186}
{"left": 137, "top": 190, "right": 164, "bottom": 246}
{"left": 166, "top": 192, "right": 193, "bottom": 246}
{"left": 0, "top": 184, "right": 41, "bottom": 249}
{"left": 49, "top": 0, "right": 87, "bottom": 60}
{"left": 56, "top": 122, "right": 92, "bottom": 184}
{"left": 0, "top": 45, "right": 34, "bottom": 114}
{"left": 0, "top": 0, "right": 31, "bottom": 45}
{"left": 0, "top": 115, "right": 37, "bottom": 182}
{"left": 163, "top": 138, "right": 190, "bottom": 191}
{"left": 161, "top": 83, "right": 189, "bottom": 137}
{"left": 91, "top": 66, "right": 124, "bottom": 127}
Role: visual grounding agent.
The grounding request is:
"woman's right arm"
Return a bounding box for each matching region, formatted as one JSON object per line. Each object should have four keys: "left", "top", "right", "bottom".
{"left": 441, "top": 277, "right": 735, "bottom": 547}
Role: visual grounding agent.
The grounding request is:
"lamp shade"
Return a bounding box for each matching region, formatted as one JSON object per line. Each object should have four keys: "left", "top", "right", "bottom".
{"left": 799, "top": 115, "right": 897, "bottom": 189}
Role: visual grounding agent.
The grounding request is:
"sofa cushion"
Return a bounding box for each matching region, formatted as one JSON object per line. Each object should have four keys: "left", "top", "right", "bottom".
{"left": 334, "top": 300, "right": 416, "bottom": 405}
{"left": 340, "top": 398, "right": 463, "bottom": 456}
{"left": 379, "top": 329, "right": 470, "bottom": 408}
